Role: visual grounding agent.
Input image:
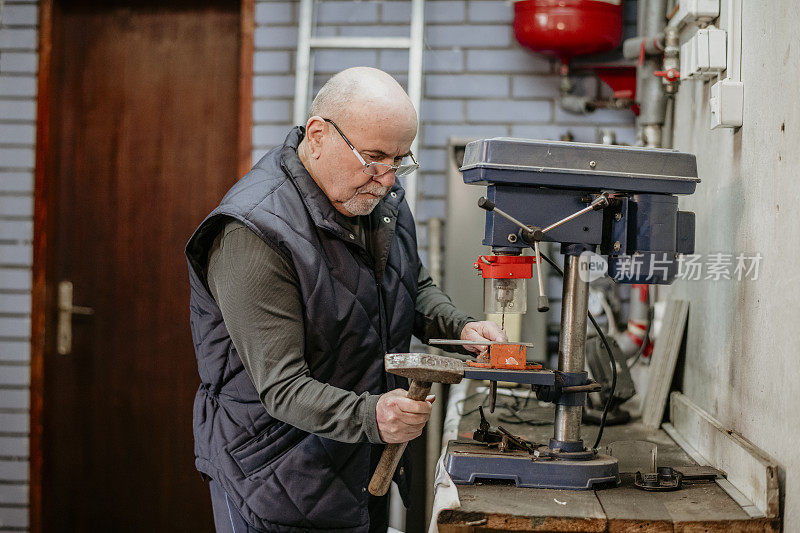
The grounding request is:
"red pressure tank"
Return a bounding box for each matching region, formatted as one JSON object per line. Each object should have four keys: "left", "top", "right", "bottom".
{"left": 513, "top": 0, "right": 624, "bottom": 64}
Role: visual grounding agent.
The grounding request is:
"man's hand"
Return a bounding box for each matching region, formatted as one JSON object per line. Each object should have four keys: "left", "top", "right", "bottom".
{"left": 376, "top": 389, "right": 435, "bottom": 444}
{"left": 460, "top": 320, "right": 508, "bottom": 355}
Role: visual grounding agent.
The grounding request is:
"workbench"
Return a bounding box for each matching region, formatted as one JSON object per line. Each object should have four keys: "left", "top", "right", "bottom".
{"left": 431, "top": 382, "right": 779, "bottom": 532}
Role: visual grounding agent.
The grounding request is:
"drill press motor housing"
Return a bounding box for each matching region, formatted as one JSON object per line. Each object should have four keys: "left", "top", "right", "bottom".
{"left": 444, "top": 137, "right": 699, "bottom": 490}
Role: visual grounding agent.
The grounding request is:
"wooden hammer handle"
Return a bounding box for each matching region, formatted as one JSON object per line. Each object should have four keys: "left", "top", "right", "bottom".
{"left": 368, "top": 380, "right": 432, "bottom": 496}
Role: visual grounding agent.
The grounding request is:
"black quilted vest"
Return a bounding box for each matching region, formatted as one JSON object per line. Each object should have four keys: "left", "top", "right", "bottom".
{"left": 185, "top": 127, "right": 418, "bottom": 531}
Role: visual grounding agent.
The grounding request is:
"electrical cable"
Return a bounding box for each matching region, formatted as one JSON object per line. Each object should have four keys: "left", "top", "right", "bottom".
{"left": 539, "top": 250, "right": 617, "bottom": 451}
{"left": 456, "top": 387, "right": 552, "bottom": 426}
{"left": 497, "top": 409, "right": 553, "bottom": 426}
{"left": 496, "top": 387, "right": 553, "bottom": 426}
{"left": 587, "top": 308, "right": 616, "bottom": 450}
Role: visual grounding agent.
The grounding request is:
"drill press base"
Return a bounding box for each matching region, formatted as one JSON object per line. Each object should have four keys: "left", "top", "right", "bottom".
{"left": 445, "top": 440, "right": 619, "bottom": 490}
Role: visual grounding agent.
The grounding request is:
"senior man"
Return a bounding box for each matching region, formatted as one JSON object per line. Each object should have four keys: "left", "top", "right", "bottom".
{"left": 185, "top": 67, "right": 505, "bottom": 532}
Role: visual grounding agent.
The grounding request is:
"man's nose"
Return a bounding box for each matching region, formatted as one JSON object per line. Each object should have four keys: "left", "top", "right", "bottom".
{"left": 374, "top": 170, "right": 396, "bottom": 189}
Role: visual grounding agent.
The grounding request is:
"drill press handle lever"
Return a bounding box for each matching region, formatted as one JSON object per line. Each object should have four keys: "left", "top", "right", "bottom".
{"left": 478, "top": 193, "right": 611, "bottom": 241}
{"left": 477, "top": 197, "right": 540, "bottom": 241}
{"left": 478, "top": 194, "right": 612, "bottom": 312}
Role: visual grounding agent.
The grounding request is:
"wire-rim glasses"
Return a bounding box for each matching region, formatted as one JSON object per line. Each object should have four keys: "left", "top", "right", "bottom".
{"left": 323, "top": 118, "right": 419, "bottom": 178}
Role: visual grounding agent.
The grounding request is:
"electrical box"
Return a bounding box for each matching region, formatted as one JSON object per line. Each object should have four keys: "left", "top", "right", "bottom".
{"left": 709, "top": 78, "right": 744, "bottom": 129}
{"left": 680, "top": 26, "right": 726, "bottom": 81}
{"left": 679, "top": 38, "right": 693, "bottom": 80}
{"left": 670, "top": 0, "right": 720, "bottom": 28}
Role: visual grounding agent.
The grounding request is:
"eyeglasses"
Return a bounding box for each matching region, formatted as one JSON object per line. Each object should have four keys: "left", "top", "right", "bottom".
{"left": 323, "top": 118, "right": 419, "bottom": 178}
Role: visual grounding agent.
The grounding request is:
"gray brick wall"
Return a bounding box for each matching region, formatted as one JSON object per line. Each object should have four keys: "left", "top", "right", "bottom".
{"left": 252, "top": 0, "right": 636, "bottom": 264}
{"left": 0, "top": 1, "right": 636, "bottom": 528}
{"left": 0, "top": 0, "right": 37, "bottom": 528}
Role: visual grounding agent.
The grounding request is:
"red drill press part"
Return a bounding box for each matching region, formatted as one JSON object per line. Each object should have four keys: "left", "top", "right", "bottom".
{"left": 474, "top": 255, "right": 535, "bottom": 279}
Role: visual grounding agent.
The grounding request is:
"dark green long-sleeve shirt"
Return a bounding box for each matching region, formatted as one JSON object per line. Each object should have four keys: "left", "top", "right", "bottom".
{"left": 206, "top": 217, "right": 473, "bottom": 444}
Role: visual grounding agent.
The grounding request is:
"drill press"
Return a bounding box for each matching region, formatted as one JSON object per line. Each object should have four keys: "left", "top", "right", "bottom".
{"left": 441, "top": 137, "right": 699, "bottom": 490}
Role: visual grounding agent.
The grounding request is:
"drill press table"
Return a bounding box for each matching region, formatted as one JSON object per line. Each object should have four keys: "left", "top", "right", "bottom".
{"left": 432, "top": 381, "right": 779, "bottom": 532}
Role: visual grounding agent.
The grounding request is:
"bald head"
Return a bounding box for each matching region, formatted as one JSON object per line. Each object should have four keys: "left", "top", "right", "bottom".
{"left": 298, "top": 67, "right": 419, "bottom": 217}
{"left": 309, "top": 67, "right": 417, "bottom": 132}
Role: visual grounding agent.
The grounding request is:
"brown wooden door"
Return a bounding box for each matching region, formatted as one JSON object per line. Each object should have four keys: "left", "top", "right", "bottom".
{"left": 38, "top": 1, "right": 245, "bottom": 530}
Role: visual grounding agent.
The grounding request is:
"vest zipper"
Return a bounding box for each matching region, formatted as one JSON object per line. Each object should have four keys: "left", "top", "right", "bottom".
{"left": 367, "top": 214, "right": 388, "bottom": 355}
{"left": 376, "top": 281, "right": 387, "bottom": 354}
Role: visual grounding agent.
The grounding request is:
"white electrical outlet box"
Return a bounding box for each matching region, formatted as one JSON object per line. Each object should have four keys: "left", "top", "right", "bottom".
{"left": 680, "top": 26, "right": 727, "bottom": 80}
{"left": 671, "top": 0, "right": 720, "bottom": 28}
{"left": 706, "top": 27, "right": 727, "bottom": 72}
{"left": 709, "top": 78, "right": 744, "bottom": 128}
{"left": 696, "top": 26, "right": 727, "bottom": 78}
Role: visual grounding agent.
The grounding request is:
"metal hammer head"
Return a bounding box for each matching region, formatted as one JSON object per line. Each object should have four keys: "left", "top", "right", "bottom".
{"left": 385, "top": 353, "right": 465, "bottom": 384}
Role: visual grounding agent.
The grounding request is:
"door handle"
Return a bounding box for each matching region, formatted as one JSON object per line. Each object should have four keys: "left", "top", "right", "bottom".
{"left": 57, "top": 281, "right": 94, "bottom": 355}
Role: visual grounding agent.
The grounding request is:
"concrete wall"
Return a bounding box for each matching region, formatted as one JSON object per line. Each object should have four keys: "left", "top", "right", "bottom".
{"left": 0, "top": 0, "right": 636, "bottom": 529}
{"left": 664, "top": 2, "right": 800, "bottom": 528}
{"left": 0, "top": 0, "right": 37, "bottom": 529}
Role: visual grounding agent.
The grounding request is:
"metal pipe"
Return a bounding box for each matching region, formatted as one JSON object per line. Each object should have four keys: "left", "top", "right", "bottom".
{"left": 662, "top": 26, "right": 680, "bottom": 94}
{"left": 622, "top": 34, "right": 665, "bottom": 59}
{"left": 554, "top": 407, "right": 583, "bottom": 442}
{"left": 662, "top": 95, "right": 675, "bottom": 149}
{"left": 638, "top": 61, "right": 667, "bottom": 125}
{"left": 425, "top": 218, "right": 443, "bottom": 526}
{"left": 640, "top": 0, "right": 669, "bottom": 49}
{"left": 557, "top": 255, "right": 589, "bottom": 373}
{"left": 553, "top": 254, "right": 590, "bottom": 443}
{"left": 560, "top": 94, "right": 596, "bottom": 115}
{"left": 636, "top": 0, "right": 669, "bottom": 143}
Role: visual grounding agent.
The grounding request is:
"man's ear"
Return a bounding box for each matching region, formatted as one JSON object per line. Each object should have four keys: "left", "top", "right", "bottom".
{"left": 305, "top": 116, "right": 326, "bottom": 159}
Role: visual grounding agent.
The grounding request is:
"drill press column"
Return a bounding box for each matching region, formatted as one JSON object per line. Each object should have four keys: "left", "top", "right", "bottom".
{"left": 554, "top": 253, "right": 590, "bottom": 445}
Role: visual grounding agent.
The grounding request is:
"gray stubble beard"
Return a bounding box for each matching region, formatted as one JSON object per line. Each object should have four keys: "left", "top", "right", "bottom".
{"left": 342, "top": 185, "right": 390, "bottom": 216}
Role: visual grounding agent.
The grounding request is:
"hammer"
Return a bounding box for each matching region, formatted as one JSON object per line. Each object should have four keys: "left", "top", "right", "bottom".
{"left": 368, "top": 352, "right": 465, "bottom": 496}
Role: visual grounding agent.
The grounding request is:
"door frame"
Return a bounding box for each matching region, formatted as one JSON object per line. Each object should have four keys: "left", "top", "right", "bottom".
{"left": 28, "top": 1, "right": 254, "bottom": 529}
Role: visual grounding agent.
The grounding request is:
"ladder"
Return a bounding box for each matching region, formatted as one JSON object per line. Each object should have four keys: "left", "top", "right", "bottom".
{"left": 293, "top": 0, "right": 425, "bottom": 216}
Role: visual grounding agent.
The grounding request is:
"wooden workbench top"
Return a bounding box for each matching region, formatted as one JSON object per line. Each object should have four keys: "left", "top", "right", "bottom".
{"left": 435, "top": 383, "right": 778, "bottom": 532}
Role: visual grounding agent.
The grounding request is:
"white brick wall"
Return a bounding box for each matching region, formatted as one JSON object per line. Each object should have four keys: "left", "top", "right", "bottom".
{"left": 0, "top": 1, "right": 637, "bottom": 528}
{"left": 0, "top": 0, "right": 37, "bottom": 527}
